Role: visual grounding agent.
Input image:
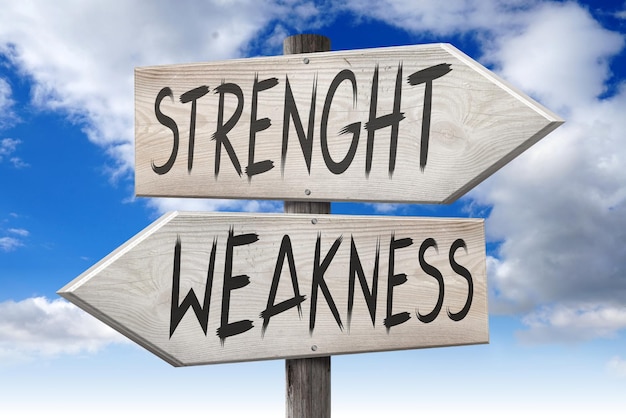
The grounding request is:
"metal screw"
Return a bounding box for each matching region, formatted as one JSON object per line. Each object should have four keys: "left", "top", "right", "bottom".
{"left": 304, "top": 189, "right": 311, "bottom": 195}
{"left": 303, "top": 57, "right": 310, "bottom": 64}
{"left": 311, "top": 345, "right": 317, "bottom": 351}
{"left": 311, "top": 218, "right": 318, "bottom": 225}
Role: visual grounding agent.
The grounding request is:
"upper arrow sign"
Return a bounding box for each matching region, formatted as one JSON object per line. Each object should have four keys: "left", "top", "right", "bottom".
{"left": 135, "top": 43, "right": 563, "bottom": 203}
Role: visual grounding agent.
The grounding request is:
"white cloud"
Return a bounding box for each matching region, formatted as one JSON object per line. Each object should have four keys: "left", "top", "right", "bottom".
{"left": 367, "top": 203, "right": 401, "bottom": 214}
{"left": 7, "top": 228, "right": 28, "bottom": 237}
{"left": 0, "top": 137, "right": 27, "bottom": 167}
{"left": 607, "top": 356, "right": 626, "bottom": 378}
{"left": 145, "top": 197, "right": 282, "bottom": 216}
{"left": 516, "top": 303, "right": 626, "bottom": 344}
{"left": 0, "top": 137, "right": 19, "bottom": 158}
{"left": 0, "top": 297, "right": 127, "bottom": 365}
{"left": 0, "top": 236, "right": 22, "bottom": 251}
{"left": 0, "top": 226, "right": 30, "bottom": 251}
{"left": 0, "top": 77, "right": 17, "bottom": 129}
{"left": 481, "top": 2, "right": 624, "bottom": 112}
{"left": 9, "top": 156, "right": 28, "bottom": 168}
{"left": 342, "top": 0, "right": 535, "bottom": 36}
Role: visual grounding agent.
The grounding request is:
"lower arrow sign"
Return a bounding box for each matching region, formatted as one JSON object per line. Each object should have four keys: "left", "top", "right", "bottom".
{"left": 59, "top": 211, "right": 488, "bottom": 366}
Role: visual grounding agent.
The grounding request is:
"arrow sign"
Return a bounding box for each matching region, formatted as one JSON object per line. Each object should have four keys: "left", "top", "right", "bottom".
{"left": 58, "top": 212, "right": 487, "bottom": 366}
{"left": 135, "top": 43, "right": 562, "bottom": 203}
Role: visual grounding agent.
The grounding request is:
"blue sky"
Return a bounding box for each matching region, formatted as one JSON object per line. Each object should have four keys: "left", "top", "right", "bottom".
{"left": 1, "top": 0, "right": 626, "bottom": 415}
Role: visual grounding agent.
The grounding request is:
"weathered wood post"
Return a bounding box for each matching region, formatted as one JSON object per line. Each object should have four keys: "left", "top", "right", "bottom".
{"left": 283, "top": 33, "right": 332, "bottom": 418}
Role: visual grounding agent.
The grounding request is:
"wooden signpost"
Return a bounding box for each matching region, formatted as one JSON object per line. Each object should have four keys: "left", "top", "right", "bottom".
{"left": 60, "top": 34, "right": 563, "bottom": 417}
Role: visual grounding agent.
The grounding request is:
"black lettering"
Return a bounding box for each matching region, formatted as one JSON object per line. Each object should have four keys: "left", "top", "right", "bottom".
{"left": 364, "top": 63, "right": 405, "bottom": 176}
{"left": 407, "top": 63, "right": 452, "bottom": 171}
{"left": 347, "top": 236, "right": 380, "bottom": 329}
{"left": 310, "top": 234, "right": 344, "bottom": 333}
{"left": 212, "top": 83, "right": 244, "bottom": 177}
{"left": 169, "top": 236, "right": 217, "bottom": 338}
{"left": 282, "top": 75, "right": 316, "bottom": 174}
{"left": 180, "top": 85, "right": 210, "bottom": 173}
{"left": 417, "top": 238, "right": 444, "bottom": 323}
{"left": 447, "top": 239, "right": 473, "bottom": 321}
{"left": 384, "top": 234, "right": 412, "bottom": 331}
{"left": 260, "top": 235, "right": 306, "bottom": 336}
{"left": 152, "top": 87, "right": 179, "bottom": 175}
{"left": 217, "top": 227, "right": 258, "bottom": 343}
{"left": 246, "top": 75, "right": 278, "bottom": 179}
{"left": 321, "top": 70, "right": 361, "bottom": 174}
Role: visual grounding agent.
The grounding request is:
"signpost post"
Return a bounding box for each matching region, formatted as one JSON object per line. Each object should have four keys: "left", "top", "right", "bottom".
{"left": 282, "top": 34, "right": 332, "bottom": 418}
{"left": 60, "top": 34, "right": 563, "bottom": 417}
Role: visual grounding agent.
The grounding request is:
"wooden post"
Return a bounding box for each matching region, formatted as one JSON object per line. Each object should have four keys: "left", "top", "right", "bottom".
{"left": 283, "top": 34, "right": 332, "bottom": 418}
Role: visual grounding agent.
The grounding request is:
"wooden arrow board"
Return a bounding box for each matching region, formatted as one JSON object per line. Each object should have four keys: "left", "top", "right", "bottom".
{"left": 59, "top": 212, "right": 487, "bottom": 366}
{"left": 135, "top": 43, "right": 562, "bottom": 203}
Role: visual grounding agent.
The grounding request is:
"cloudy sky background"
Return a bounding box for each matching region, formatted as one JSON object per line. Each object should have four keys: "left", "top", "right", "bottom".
{"left": 1, "top": 0, "right": 626, "bottom": 415}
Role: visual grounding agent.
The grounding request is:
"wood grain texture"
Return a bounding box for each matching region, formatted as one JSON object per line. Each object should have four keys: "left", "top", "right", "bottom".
{"left": 135, "top": 43, "right": 563, "bottom": 203}
{"left": 283, "top": 34, "right": 331, "bottom": 55}
{"left": 286, "top": 357, "right": 331, "bottom": 417}
{"left": 58, "top": 211, "right": 488, "bottom": 367}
